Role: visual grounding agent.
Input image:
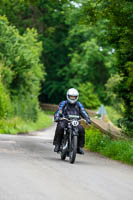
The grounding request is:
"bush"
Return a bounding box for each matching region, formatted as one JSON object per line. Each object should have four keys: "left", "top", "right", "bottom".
{"left": 118, "top": 115, "right": 133, "bottom": 138}
{"left": 0, "top": 16, "right": 44, "bottom": 121}
{"left": 105, "top": 106, "right": 122, "bottom": 126}
{"left": 101, "top": 140, "right": 133, "bottom": 164}
{"left": 13, "top": 95, "right": 39, "bottom": 121}
{"left": 0, "top": 111, "right": 52, "bottom": 134}
{"left": 85, "top": 126, "right": 133, "bottom": 165}
{"left": 0, "top": 80, "right": 13, "bottom": 119}
{"left": 105, "top": 74, "right": 123, "bottom": 111}
{"left": 85, "top": 126, "right": 110, "bottom": 152}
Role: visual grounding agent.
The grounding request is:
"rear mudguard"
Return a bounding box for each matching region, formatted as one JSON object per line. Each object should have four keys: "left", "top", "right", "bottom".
{"left": 63, "top": 140, "right": 68, "bottom": 152}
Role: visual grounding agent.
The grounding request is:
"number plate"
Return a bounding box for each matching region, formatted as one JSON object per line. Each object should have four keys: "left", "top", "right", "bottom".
{"left": 72, "top": 120, "right": 79, "bottom": 126}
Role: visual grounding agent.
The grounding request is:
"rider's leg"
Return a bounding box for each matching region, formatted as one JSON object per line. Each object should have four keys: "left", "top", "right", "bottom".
{"left": 53, "top": 121, "right": 66, "bottom": 152}
{"left": 78, "top": 125, "right": 85, "bottom": 147}
{"left": 77, "top": 125, "right": 85, "bottom": 154}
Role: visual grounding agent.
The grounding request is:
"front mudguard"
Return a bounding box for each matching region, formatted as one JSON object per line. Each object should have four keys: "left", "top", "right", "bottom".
{"left": 72, "top": 127, "right": 79, "bottom": 136}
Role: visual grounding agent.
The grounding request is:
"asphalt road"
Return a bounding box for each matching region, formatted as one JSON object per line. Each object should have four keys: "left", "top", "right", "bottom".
{"left": 0, "top": 123, "right": 133, "bottom": 200}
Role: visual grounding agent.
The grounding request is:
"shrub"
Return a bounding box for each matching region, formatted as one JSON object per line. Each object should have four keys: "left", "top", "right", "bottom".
{"left": 105, "top": 106, "right": 122, "bottom": 126}
{"left": 101, "top": 140, "right": 133, "bottom": 164}
{"left": 13, "top": 95, "right": 39, "bottom": 121}
{"left": 0, "top": 80, "right": 13, "bottom": 119}
{"left": 105, "top": 74, "right": 123, "bottom": 111}
{"left": 85, "top": 126, "right": 133, "bottom": 165}
{"left": 118, "top": 115, "right": 133, "bottom": 138}
{"left": 85, "top": 126, "right": 110, "bottom": 152}
{"left": 0, "top": 16, "right": 44, "bottom": 121}
{"left": 0, "top": 111, "right": 52, "bottom": 134}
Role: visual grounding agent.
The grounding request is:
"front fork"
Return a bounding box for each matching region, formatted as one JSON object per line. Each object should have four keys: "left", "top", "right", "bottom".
{"left": 69, "top": 127, "right": 79, "bottom": 151}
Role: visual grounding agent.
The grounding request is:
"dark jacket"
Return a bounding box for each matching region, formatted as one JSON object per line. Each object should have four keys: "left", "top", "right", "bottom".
{"left": 54, "top": 100, "right": 90, "bottom": 121}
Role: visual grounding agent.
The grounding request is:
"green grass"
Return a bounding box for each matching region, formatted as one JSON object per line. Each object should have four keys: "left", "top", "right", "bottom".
{"left": 105, "top": 106, "right": 122, "bottom": 126}
{"left": 43, "top": 110, "right": 55, "bottom": 115}
{"left": 85, "top": 126, "right": 133, "bottom": 165}
{"left": 0, "top": 111, "right": 53, "bottom": 135}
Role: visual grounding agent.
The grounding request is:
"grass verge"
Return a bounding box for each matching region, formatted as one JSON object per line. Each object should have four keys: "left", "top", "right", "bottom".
{"left": 43, "top": 110, "right": 55, "bottom": 115}
{"left": 85, "top": 126, "right": 133, "bottom": 165}
{"left": 0, "top": 111, "right": 53, "bottom": 135}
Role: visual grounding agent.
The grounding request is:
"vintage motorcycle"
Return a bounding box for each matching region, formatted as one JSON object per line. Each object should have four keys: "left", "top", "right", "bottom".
{"left": 59, "top": 115, "right": 88, "bottom": 164}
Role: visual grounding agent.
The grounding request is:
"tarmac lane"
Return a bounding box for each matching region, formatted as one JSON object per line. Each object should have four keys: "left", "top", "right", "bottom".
{"left": 0, "top": 123, "right": 133, "bottom": 200}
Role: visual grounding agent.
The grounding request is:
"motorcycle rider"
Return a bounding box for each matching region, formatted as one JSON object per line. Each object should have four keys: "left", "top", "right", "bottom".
{"left": 53, "top": 88, "right": 91, "bottom": 154}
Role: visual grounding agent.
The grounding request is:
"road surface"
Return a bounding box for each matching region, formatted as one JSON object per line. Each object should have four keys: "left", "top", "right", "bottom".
{"left": 0, "top": 123, "right": 133, "bottom": 200}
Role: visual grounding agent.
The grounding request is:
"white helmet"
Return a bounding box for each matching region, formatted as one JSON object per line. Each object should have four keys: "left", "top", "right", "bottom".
{"left": 67, "top": 88, "right": 79, "bottom": 104}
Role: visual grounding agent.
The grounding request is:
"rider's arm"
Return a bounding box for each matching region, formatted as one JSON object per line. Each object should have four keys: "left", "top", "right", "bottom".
{"left": 54, "top": 101, "right": 66, "bottom": 121}
{"left": 77, "top": 102, "right": 91, "bottom": 124}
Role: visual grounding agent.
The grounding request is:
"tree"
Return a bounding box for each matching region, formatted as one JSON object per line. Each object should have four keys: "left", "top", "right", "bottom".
{"left": 81, "top": 0, "right": 133, "bottom": 135}
{"left": 0, "top": 0, "right": 116, "bottom": 104}
{"left": 105, "top": 74, "right": 123, "bottom": 112}
{"left": 0, "top": 16, "right": 44, "bottom": 121}
{"left": 78, "top": 82, "right": 101, "bottom": 109}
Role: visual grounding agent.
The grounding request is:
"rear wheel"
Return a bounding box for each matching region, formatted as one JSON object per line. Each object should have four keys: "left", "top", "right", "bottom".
{"left": 69, "top": 135, "right": 77, "bottom": 164}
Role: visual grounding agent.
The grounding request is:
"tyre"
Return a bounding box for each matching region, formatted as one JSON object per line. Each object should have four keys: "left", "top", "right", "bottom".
{"left": 60, "top": 140, "right": 68, "bottom": 160}
{"left": 61, "top": 149, "right": 67, "bottom": 160}
{"left": 69, "top": 135, "right": 77, "bottom": 164}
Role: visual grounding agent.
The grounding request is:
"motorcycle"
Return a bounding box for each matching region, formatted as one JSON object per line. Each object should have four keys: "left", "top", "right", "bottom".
{"left": 59, "top": 115, "right": 88, "bottom": 164}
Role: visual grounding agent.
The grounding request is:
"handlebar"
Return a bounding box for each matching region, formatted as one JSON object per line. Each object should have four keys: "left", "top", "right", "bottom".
{"left": 59, "top": 117, "right": 90, "bottom": 125}
{"left": 59, "top": 117, "right": 71, "bottom": 122}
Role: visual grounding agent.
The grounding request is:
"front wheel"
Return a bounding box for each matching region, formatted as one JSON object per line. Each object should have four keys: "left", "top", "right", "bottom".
{"left": 60, "top": 139, "right": 68, "bottom": 160}
{"left": 69, "top": 135, "right": 77, "bottom": 164}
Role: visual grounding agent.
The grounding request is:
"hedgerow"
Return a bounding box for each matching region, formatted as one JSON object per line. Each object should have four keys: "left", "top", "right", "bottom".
{"left": 85, "top": 126, "right": 133, "bottom": 165}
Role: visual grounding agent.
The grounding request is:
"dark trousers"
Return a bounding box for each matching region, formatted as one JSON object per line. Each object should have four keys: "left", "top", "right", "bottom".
{"left": 53, "top": 120, "right": 85, "bottom": 148}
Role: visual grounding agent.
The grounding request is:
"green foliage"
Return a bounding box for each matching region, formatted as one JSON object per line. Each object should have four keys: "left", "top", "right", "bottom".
{"left": 0, "top": 16, "right": 44, "bottom": 121}
{"left": 101, "top": 140, "right": 133, "bottom": 164}
{"left": 65, "top": 22, "right": 117, "bottom": 102}
{"left": 0, "top": 111, "right": 52, "bottom": 134}
{"left": 0, "top": 61, "right": 14, "bottom": 88}
{"left": 1, "top": 0, "right": 132, "bottom": 135}
{"left": 43, "top": 110, "right": 55, "bottom": 115}
{"left": 0, "top": 1, "right": 117, "bottom": 105}
{"left": 118, "top": 61, "right": 133, "bottom": 136}
{"left": 13, "top": 95, "right": 39, "bottom": 121}
{"left": 105, "top": 106, "right": 122, "bottom": 126}
{"left": 85, "top": 126, "right": 133, "bottom": 165}
{"left": 0, "top": 80, "right": 13, "bottom": 119}
{"left": 0, "top": 0, "right": 32, "bottom": 33}
{"left": 73, "top": 0, "right": 132, "bottom": 135}
{"left": 105, "top": 74, "right": 124, "bottom": 112}
{"left": 78, "top": 82, "right": 101, "bottom": 109}
{"left": 81, "top": 0, "right": 133, "bottom": 135}
{"left": 118, "top": 116, "right": 133, "bottom": 138}
{"left": 105, "top": 74, "right": 122, "bottom": 103}
{"left": 85, "top": 126, "right": 110, "bottom": 152}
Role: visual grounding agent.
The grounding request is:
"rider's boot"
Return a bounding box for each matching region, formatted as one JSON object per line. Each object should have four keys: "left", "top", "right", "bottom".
{"left": 54, "top": 144, "right": 60, "bottom": 152}
{"left": 77, "top": 147, "right": 84, "bottom": 155}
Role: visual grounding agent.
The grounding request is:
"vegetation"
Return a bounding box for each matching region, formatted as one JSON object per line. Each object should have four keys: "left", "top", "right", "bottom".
{"left": 85, "top": 126, "right": 133, "bottom": 165}
{"left": 0, "top": 111, "right": 52, "bottom": 135}
{"left": 81, "top": 0, "right": 133, "bottom": 135}
{"left": 105, "top": 106, "right": 122, "bottom": 126}
{"left": 0, "top": 1, "right": 132, "bottom": 136}
{"left": 0, "top": 16, "right": 44, "bottom": 121}
{"left": 0, "top": 0, "right": 116, "bottom": 104}
{"left": 0, "top": 15, "right": 47, "bottom": 133}
{"left": 78, "top": 82, "right": 101, "bottom": 109}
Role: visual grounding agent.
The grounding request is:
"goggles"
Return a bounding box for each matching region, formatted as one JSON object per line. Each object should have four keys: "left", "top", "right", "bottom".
{"left": 69, "top": 95, "right": 77, "bottom": 100}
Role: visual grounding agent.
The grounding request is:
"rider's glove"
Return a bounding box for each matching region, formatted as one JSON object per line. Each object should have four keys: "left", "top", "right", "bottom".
{"left": 86, "top": 118, "right": 91, "bottom": 125}
{"left": 54, "top": 116, "right": 60, "bottom": 122}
